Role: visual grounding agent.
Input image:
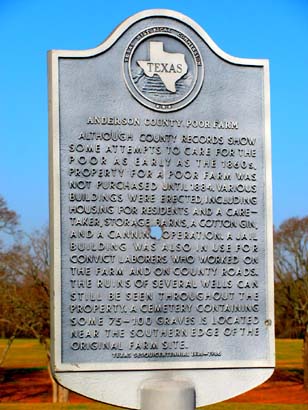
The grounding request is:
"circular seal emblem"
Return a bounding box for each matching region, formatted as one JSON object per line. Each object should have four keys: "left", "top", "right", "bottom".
{"left": 123, "top": 27, "right": 204, "bottom": 112}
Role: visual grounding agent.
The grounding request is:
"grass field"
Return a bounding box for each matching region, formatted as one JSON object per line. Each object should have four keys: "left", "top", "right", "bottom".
{"left": 0, "top": 338, "right": 306, "bottom": 409}
{"left": 1, "top": 338, "right": 304, "bottom": 370}
{"left": 0, "top": 338, "right": 48, "bottom": 369}
{"left": 275, "top": 339, "right": 303, "bottom": 369}
{"left": 0, "top": 404, "right": 307, "bottom": 410}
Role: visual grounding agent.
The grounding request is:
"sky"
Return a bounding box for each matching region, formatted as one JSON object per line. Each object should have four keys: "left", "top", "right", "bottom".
{"left": 0, "top": 0, "right": 307, "bottom": 233}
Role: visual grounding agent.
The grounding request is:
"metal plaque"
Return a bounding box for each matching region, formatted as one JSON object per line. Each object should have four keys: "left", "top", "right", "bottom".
{"left": 49, "top": 9, "right": 274, "bottom": 407}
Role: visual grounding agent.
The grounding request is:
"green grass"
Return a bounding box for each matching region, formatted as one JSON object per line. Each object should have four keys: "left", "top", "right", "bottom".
{"left": 0, "top": 404, "right": 307, "bottom": 410}
{"left": 204, "top": 406, "right": 306, "bottom": 410}
{"left": 0, "top": 338, "right": 48, "bottom": 368}
{"left": 203, "top": 406, "right": 305, "bottom": 410}
{"left": 0, "top": 405, "right": 116, "bottom": 410}
{"left": 275, "top": 338, "right": 303, "bottom": 369}
{"left": 0, "top": 338, "right": 305, "bottom": 410}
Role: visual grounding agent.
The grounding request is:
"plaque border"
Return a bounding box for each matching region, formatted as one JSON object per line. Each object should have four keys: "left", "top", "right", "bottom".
{"left": 49, "top": 9, "right": 274, "bottom": 374}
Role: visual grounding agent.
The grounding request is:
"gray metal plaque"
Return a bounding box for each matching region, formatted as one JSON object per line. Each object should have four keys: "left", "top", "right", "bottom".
{"left": 49, "top": 9, "right": 274, "bottom": 407}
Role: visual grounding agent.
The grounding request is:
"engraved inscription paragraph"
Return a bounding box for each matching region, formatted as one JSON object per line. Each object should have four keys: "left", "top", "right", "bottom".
{"left": 61, "top": 116, "right": 267, "bottom": 367}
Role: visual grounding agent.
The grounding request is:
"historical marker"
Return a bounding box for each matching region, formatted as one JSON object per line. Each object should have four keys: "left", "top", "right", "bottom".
{"left": 49, "top": 9, "right": 274, "bottom": 408}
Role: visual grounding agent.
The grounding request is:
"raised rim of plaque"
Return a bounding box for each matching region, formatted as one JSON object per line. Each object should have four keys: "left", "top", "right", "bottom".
{"left": 48, "top": 9, "right": 270, "bottom": 74}
{"left": 123, "top": 27, "right": 204, "bottom": 112}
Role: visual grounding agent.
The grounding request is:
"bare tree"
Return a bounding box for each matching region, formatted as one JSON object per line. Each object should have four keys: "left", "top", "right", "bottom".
{"left": 0, "top": 205, "right": 68, "bottom": 402}
{"left": 0, "top": 196, "right": 19, "bottom": 341}
{"left": 0, "top": 196, "right": 18, "bottom": 234}
{"left": 274, "top": 216, "right": 308, "bottom": 389}
{"left": 0, "top": 228, "right": 50, "bottom": 361}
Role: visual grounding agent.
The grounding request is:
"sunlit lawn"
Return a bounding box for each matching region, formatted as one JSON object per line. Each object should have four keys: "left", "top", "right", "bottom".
{"left": 0, "top": 338, "right": 305, "bottom": 409}
{"left": 0, "top": 338, "right": 48, "bottom": 368}
{"left": 0, "top": 404, "right": 307, "bottom": 410}
{"left": 275, "top": 338, "right": 303, "bottom": 369}
{"left": 1, "top": 338, "right": 303, "bottom": 370}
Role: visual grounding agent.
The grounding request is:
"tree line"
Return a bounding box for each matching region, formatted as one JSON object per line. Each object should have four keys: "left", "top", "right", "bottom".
{"left": 0, "top": 195, "right": 307, "bottom": 390}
